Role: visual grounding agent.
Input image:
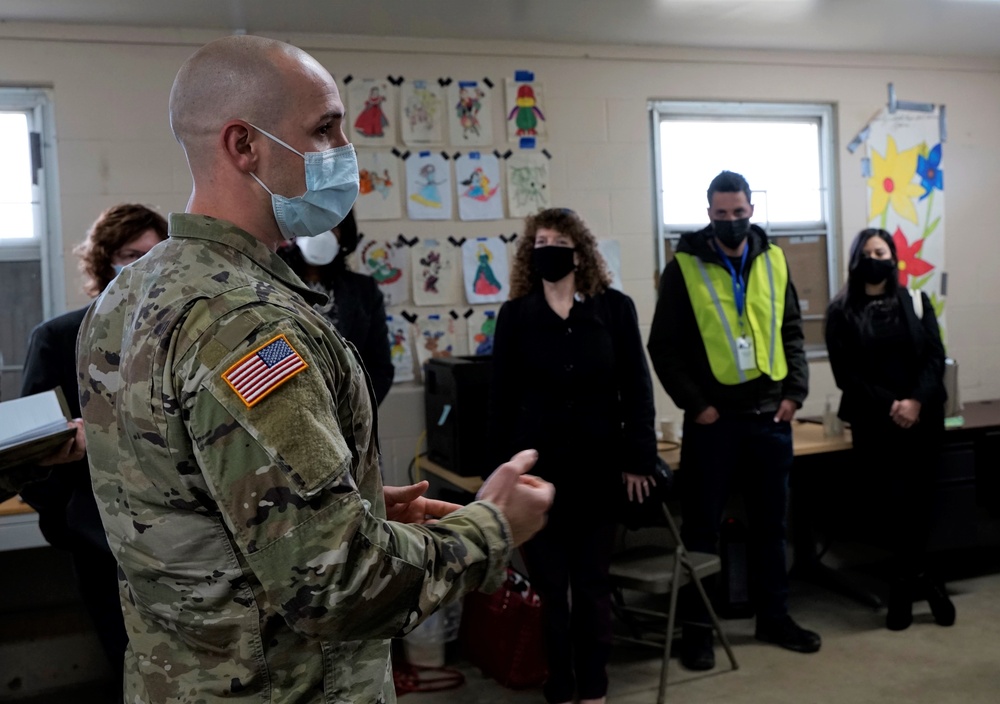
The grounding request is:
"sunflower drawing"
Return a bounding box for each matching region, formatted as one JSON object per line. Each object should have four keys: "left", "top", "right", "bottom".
{"left": 868, "top": 135, "right": 924, "bottom": 225}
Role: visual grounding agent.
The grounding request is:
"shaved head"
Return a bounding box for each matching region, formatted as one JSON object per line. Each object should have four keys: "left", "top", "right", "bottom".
{"left": 169, "top": 35, "right": 324, "bottom": 171}
{"left": 170, "top": 35, "right": 348, "bottom": 247}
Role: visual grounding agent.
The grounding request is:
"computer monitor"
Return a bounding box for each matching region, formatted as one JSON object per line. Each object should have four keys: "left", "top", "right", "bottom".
{"left": 424, "top": 356, "right": 493, "bottom": 478}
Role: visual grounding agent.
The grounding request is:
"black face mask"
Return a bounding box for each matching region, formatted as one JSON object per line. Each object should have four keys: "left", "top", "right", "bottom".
{"left": 532, "top": 246, "right": 576, "bottom": 283}
{"left": 856, "top": 256, "right": 896, "bottom": 285}
{"left": 712, "top": 218, "right": 752, "bottom": 249}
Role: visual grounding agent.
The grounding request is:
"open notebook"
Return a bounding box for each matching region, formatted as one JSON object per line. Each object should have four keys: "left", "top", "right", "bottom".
{"left": 0, "top": 388, "right": 75, "bottom": 470}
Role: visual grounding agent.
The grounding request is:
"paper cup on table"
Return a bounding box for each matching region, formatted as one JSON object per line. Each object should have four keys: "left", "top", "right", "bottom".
{"left": 660, "top": 418, "right": 678, "bottom": 443}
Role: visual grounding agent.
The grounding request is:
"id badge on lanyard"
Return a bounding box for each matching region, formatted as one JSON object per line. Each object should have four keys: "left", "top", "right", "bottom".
{"left": 717, "top": 243, "right": 756, "bottom": 372}
{"left": 737, "top": 335, "right": 756, "bottom": 371}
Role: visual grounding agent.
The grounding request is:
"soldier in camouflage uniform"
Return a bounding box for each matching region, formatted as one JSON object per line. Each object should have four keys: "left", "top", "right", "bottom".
{"left": 77, "top": 35, "right": 553, "bottom": 703}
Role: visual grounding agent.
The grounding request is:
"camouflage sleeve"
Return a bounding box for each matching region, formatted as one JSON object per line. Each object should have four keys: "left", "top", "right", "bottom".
{"left": 182, "top": 311, "right": 511, "bottom": 642}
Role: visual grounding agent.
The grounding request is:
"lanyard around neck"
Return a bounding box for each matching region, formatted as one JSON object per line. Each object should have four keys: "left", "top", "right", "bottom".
{"left": 713, "top": 242, "right": 749, "bottom": 321}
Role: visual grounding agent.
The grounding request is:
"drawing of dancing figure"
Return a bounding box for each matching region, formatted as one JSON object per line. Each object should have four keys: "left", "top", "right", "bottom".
{"left": 354, "top": 85, "right": 389, "bottom": 137}
{"left": 410, "top": 163, "right": 446, "bottom": 208}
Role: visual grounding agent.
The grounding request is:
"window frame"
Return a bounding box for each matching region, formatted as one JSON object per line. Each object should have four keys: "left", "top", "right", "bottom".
{"left": 649, "top": 100, "right": 839, "bottom": 358}
{"left": 0, "top": 87, "right": 62, "bottom": 321}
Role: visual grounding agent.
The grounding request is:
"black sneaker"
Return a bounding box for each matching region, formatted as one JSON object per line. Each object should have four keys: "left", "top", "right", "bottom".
{"left": 679, "top": 623, "right": 715, "bottom": 671}
{"left": 754, "top": 615, "right": 821, "bottom": 653}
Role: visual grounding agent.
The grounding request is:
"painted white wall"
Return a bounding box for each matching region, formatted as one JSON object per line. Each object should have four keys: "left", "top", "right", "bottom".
{"left": 3, "top": 23, "right": 997, "bottom": 484}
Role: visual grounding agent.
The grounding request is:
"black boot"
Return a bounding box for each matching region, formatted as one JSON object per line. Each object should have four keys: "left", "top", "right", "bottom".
{"left": 886, "top": 578, "right": 913, "bottom": 631}
{"left": 754, "top": 615, "right": 821, "bottom": 653}
{"left": 679, "top": 623, "right": 715, "bottom": 671}
{"left": 917, "top": 574, "right": 956, "bottom": 627}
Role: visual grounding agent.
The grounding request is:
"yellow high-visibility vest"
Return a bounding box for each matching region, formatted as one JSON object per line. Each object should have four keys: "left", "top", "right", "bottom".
{"left": 675, "top": 245, "right": 789, "bottom": 385}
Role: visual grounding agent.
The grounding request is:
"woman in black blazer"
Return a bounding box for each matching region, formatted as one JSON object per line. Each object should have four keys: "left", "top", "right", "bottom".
{"left": 825, "top": 227, "right": 954, "bottom": 631}
{"left": 277, "top": 208, "right": 394, "bottom": 405}
{"left": 21, "top": 204, "right": 167, "bottom": 700}
{"left": 490, "top": 208, "right": 658, "bottom": 704}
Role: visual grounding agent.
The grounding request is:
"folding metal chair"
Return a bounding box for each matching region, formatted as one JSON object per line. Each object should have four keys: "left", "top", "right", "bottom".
{"left": 610, "top": 499, "right": 738, "bottom": 703}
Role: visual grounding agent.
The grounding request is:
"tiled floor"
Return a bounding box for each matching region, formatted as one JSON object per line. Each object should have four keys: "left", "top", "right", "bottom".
{"left": 11, "top": 552, "right": 1000, "bottom": 703}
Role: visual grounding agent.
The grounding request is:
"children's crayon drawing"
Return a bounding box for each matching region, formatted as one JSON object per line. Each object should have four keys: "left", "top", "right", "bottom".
{"left": 448, "top": 79, "right": 494, "bottom": 146}
{"left": 411, "top": 239, "right": 460, "bottom": 306}
{"left": 401, "top": 79, "right": 446, "bottom": 146}
{"left": 505, "top": 79, "right": 546, "bottom": 141}
{"left": 349, "top": 79, "right": 395, "bottom": 146}
{"left": 357, "top": 238, "right": 409, "bottom": 306}
{"left": 355, "top": 149, "right": 402, "bottom": 220}
{"left": 414, "top": 313, "right": 457, "bottom": 372}
{"left": 386, "top": 313, "right": 415, "bottom": 383}
{"left": 467, "top": 308, "right": 498, "bottom": 356}
{"left": 456, "top": 152, "right": 504, "bottom": 221}
{"left": 462, "top": 236, "right": 509, "bottom": 305}
{"left": 505, "top": 151, "right": 551, "bottom": 217}
{"left": 406, "top": 152, "right": 453, "bottom": 220}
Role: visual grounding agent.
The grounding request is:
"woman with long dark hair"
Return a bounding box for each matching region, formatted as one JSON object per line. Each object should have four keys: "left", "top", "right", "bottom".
{"left": 491, "top": 208, "right": 658, "bottom": 704}
{"left": 825, "top": 228, "right": 955, "bottom": 630}
{"left": 277, "top": 208, "right": 394, "bottom": 405}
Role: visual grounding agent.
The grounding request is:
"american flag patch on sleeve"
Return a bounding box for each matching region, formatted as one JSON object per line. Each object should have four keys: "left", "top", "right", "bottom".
{"left": 222, "top": 334, "right": 308, "bottom": 408}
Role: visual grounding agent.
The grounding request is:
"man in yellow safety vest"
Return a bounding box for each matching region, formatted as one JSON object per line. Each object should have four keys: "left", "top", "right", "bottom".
{"left": 647, "top": 170, "right": 820, "bottom": 671}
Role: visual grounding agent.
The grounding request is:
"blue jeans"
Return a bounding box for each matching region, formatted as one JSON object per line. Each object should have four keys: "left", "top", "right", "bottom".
{"left": 679, "top": 413, "right": 793, "bottom": 621}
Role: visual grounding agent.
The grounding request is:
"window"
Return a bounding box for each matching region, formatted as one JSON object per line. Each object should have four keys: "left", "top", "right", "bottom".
{"left": 0, "top": 88, "right": 59, "bottom": 400}
{"left": 0, "top": 111, "right": 38, "bottom": 240}
{"left": 650, "top": 101, "right": 838, "bottom": 356}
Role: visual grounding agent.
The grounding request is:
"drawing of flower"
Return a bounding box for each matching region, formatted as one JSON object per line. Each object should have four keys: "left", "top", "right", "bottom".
{"left": 916, "top": 143, "right": 943, "bottom": 201}
{"left": 868, "top": 135, "right": 924, "bottom": 224}
{"left": 892, "top": 227, "right": 934, "bottom": 287}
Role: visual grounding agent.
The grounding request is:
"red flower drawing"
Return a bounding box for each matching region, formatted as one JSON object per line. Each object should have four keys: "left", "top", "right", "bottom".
{"left": 892, "top": 227, "right": 934, "bottom": 287}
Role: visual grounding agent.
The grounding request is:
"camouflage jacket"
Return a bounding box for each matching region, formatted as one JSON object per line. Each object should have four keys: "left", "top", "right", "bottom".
{"left": 77, "top": 214, "right": 512, "bottom": 703}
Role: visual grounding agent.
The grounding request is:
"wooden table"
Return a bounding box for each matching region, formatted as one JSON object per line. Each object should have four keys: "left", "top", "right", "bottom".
{"left": 0, "top": 495, "right": 45, "bottom": 551}
{"left": 417, "top": 420, "right": 853, "bottom": 495}
{"left": 0, "top": 496, "right": 35, "bottom": 517}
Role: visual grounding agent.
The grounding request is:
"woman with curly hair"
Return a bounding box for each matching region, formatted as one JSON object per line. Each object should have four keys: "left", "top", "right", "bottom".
{"left": 20, "top": 203, "right": 166, "bottom": 702}
{"left": 490, "top": 208, "right": 658, "bottom": 704}
{"left": 74, "top": 203, "right": 168, "bottom": 297}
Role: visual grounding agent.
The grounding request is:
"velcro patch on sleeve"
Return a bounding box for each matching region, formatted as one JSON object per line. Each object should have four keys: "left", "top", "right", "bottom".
{"left": 222, "top": 334, "right": 308, "bottom": 408}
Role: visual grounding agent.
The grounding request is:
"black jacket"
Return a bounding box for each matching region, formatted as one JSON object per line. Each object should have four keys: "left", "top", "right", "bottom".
{"left": 647, "top": 225, "right": 809, "bottom": 416}
{"left": 19, "top": 305, "right": 111, "bottom": 552}
{"left": 328, "top": 271, "right": 394, "bottom": 406}
{"left": 825, "top": 288, "right": 946, "bottom": 425}
{"left": 490, "top": 287, "right": 658, "bottom": 502}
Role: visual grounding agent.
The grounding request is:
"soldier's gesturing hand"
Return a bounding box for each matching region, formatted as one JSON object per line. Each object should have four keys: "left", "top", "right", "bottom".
{"left": 384, "top": 481, "right": 462, "bottom": 524}
{"left": 477, "top": 449, "right": 554, "bottom": 547}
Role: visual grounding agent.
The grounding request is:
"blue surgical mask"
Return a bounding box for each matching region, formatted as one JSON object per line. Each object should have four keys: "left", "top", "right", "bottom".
{"left": 248, "top": 124, "right": 360, "bottom": 241}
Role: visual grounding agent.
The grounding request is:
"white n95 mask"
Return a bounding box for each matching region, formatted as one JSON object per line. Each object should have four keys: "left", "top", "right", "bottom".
{"left": 296, "top": 230, "right": 340, "bottom": 266}
{"left": 248, "top": 124, "right": 359, "bottom": 241}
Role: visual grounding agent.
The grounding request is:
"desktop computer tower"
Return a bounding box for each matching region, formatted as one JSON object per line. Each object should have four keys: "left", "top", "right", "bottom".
{"left": 424, "top": 356, "right": 493, "bottom": 478}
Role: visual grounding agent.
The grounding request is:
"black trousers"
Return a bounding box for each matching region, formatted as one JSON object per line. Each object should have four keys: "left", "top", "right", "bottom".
{"left": 522, "top": 517, "right": 616, "bottom": 703}
{"left": 678, "top": 414, "right": 794, "bottom": 622}
{"left": 849, "top": 416, "right": 940, "bottom": 579}
{"left": 70, "top": 540, "right": 127, "bottom": 702}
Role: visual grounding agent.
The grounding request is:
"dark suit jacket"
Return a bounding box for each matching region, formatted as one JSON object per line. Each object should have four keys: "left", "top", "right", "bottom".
{"left": 19, "top": 305, "right": 110, "bottom": 552}
{"left": 825, "top": 288, "right": 946, "bottom": 426}
{"left": 330, "top": 271, "right": 394, "bottom": 405}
